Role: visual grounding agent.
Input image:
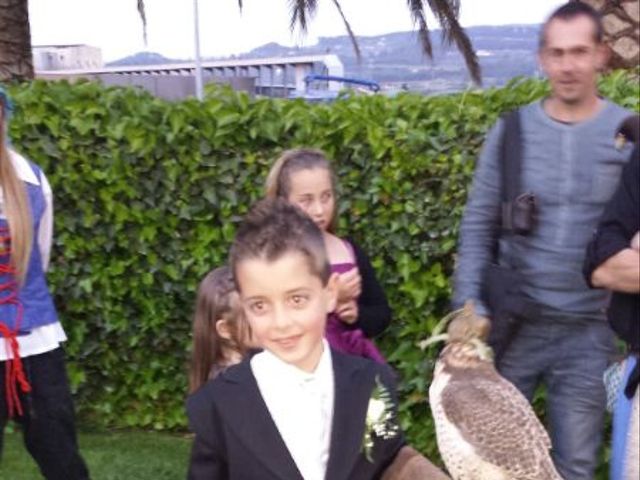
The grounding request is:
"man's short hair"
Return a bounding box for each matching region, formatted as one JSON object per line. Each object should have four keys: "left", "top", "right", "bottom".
{"left": 229, "top": 198, "right": 331, "bottom": 288}
{"left": 539, "top": 2, "right": 604, "bottom": 49}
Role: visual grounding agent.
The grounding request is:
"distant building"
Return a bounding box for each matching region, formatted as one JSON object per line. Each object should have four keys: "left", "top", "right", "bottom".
{"left": 33, "top": 45, "right": 103, "bottom": 71}
{"left": 35, "top": 54, "right": 344, "bottom": 100}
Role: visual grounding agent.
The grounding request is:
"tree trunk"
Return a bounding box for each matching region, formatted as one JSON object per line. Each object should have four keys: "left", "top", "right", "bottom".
{"left": 577, "top": 0, "right": 639, "bottom": 70}
{"left": 0, "top": 0, "right": 34, "bottom": 81}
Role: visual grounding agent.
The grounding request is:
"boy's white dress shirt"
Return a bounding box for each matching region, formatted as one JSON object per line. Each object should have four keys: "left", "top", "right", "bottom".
{"left": 0, "top": 150, "right": 66, "bottom": 361}
{"left": 251, "top": 340, "right": 335, "bottom": 480}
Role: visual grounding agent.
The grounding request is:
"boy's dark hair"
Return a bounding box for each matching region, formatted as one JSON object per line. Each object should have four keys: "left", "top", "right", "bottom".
{"left": 230, "top": 198, "right": 330, "bottom": 288}
{"left": 539, "top": 1, "right": 604, "bottom": 48}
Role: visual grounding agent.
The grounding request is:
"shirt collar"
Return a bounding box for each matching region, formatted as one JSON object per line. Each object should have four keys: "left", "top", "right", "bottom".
{"left": 8, "top": 149, "right": 40, "bottom": 186}
{"left": 257, "top": 339, "right": 333, "bottom": 387}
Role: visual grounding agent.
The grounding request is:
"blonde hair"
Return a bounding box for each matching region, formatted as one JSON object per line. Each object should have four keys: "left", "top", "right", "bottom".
{"left": 0, "top": 104, "right": 32, "bottom": 284}
{"left": 265, "top": 148, "right": 338, "bottom": 232}
{"left": 188, "top": 266, "right": 251, "bottom": 393}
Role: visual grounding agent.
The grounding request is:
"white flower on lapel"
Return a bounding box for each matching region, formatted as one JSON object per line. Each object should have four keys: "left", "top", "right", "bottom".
{"left": 362, "top": 375, "right": 399, "bottom": 462}
{"left": 367, "top": 398, "right": 386, "bottom": 426}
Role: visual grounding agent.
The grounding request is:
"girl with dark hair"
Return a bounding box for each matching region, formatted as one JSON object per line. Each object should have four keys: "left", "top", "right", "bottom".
{"left": 188, "top": 266, "right": 254, "bottom": 393}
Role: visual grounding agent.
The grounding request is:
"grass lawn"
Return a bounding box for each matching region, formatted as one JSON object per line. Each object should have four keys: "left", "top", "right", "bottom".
{"left": 1, "top": 426, "right": 611, "bottom": 479}
{"left": 1, "top": 429, "right": 192, "bottom": 480}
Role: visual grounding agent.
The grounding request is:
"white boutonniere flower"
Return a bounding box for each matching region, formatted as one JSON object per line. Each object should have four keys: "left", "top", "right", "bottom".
{"left": 362, "top": 375, "right": 399, "bottom": 462}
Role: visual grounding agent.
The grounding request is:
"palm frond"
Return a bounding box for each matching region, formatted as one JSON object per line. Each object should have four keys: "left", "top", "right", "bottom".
{"left": 330, "top": 0, "right": 361, "bottom": 61}
{"left": 446, "top": 0, "right": 460, "bottom": 18}
{"left": 426, "top": 0, "right": 481, "bottom": 85}
{"left": 137, "top": 0, "right": 148, "bottom": 45}
{"left": 425, "top": 0, "right": 455, "bottom": 43}
{"left": 288, "top": 0, "right": 318, "bottom": 33}
{"left": 406, "top": 0, "right": 433, "bottom": 58}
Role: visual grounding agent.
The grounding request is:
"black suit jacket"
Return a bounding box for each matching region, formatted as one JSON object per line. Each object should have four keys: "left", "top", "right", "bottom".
{"left": 186, "top": 349, "right": 405, "bottom": 480}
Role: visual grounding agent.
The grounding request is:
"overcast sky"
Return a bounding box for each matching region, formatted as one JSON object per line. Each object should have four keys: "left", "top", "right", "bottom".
{"left": 29, "top": 0, "right": 567, "bottom": 62}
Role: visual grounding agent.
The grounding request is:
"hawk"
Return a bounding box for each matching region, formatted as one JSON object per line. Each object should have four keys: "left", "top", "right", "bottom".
{"left": 420, "top": 301, "right": 563, "bottom": 480}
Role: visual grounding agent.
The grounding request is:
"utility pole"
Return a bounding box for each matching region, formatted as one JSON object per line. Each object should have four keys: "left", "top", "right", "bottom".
{"left": 193, "top": 0, "right": 204, "bottom": 100}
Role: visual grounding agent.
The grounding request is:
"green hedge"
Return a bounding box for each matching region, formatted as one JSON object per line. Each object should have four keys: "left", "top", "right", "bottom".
{"left": 5, "top": 72, "right": 639, "bottom": 459}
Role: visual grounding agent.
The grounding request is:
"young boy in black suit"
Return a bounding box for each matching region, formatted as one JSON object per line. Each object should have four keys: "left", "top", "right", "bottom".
{"left": 186, "top": 198, "right": 406, "bottom": 480}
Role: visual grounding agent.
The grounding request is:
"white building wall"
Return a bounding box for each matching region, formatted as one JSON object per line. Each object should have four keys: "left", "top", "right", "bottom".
{"left": 33, "top": 45, "right": 103, "bottom": 71}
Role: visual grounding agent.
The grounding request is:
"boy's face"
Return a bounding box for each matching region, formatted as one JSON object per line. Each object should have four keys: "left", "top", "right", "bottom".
{"left": 236, "top": 251, "right": 337, "bottom": 373}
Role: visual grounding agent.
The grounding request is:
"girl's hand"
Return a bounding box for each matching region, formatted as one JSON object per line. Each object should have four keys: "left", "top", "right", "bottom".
{"left": 336, "top": 269, "right": 362, "bottom": 302}
{"left": 336, "top": 300, "right": 359, "bottom": 324}
{"left": 631, "top": 232, "right": 640, "bottom": 251}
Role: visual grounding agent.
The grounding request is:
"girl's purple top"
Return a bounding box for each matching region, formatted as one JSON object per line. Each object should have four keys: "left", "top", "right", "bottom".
{"left": 325, "top": 242, "right": 385, "bottom": 364}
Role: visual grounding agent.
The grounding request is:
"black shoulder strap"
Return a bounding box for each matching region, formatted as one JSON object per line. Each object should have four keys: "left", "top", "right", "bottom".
{"left": 499, "top": 109, "right": 522, "bottom": 204}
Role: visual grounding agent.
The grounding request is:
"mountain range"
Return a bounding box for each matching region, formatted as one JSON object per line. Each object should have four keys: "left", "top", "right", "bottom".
{"left": 108, "top": 24, "right": 543, "bottom": 93}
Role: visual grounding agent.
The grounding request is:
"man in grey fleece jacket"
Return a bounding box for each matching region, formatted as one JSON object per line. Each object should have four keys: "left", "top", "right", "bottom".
{"left": 452, "top": 3, "right": 633, "bottom": 479}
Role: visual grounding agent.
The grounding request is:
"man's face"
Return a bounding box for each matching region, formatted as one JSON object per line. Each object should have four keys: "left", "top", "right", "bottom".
{"left": 236, "top": 251, "right": 337, "bottom": 373}
{"left": 539, "top": 15, "right": 606, "bottom": 106}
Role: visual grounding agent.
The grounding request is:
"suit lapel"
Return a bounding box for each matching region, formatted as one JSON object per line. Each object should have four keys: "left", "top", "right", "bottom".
{"left": 325, "top": 351, "right": 376, "bottom": 480}
{"left": 216, "top": 361, "right": 303, "bottom": 480}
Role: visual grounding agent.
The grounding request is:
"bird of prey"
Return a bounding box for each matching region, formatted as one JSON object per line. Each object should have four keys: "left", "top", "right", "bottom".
{"left": 419, "top": 301, "right": 563, "bottom": 480}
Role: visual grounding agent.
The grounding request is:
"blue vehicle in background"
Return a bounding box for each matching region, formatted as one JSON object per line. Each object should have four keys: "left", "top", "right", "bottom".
{"left": 289, "top": 74, "right": 380, "bottom": 102}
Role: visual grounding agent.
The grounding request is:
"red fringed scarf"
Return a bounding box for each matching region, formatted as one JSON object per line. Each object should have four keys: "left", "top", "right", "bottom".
{"left": 0, "top": 226, "right": 31, "bottom": 417}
